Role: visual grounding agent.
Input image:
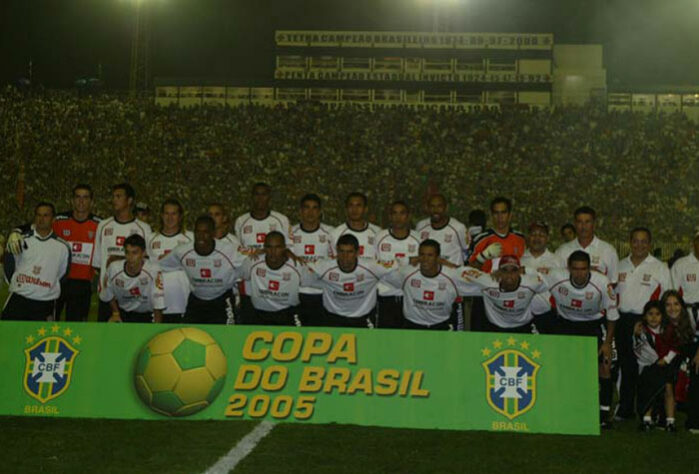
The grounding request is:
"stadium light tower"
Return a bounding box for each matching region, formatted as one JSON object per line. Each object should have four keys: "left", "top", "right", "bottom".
{"left": 129, "top": 0, "right": 151, "bottom": 95}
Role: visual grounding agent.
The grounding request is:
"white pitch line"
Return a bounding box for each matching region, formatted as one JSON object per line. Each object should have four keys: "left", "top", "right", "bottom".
{"left": 203, "top": 421, "right": 275, "bottom": 474}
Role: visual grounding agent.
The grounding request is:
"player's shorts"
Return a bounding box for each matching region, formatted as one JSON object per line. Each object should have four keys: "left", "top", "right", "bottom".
{"left": 323, "top": 310, "right": 376, "bottom": 329}
{"left": 377, "top": 295, "right": 404, "bottom": 329}
{"left": 1, "top": 293, "right": 55, "bottom": 321}
{"left": 243, "top": 307, "right": 298, "bottom": 326}
{"left": 298, "top": 293, "right": 324, "bottom": 327}
{"left": 98, "top": 300, "right": 113, "bottom": 322}
{"left": 482, "top": 317, "right": 533, "bottom": 334}
{"left": 403, "top": 318, "right": 455, "bottom": 331}
{"left": 162, "top": 313, "right": 185, "bottom": 324}
{"left": 56, "top": 278, "right": 92, "bottom": 322}
{"left": 119, "top": 310, "right": 153, "bottom": 323}
{"left": 554, "top": 316, "right": 604, "bottom": 341}
{"left": 184, "top": 290, "right": 234, "bottom": 325}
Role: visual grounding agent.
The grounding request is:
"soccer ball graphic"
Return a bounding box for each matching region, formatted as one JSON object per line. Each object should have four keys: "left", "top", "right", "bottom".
{"left": 134, "top": 327, "right": 227, "bottom": 417}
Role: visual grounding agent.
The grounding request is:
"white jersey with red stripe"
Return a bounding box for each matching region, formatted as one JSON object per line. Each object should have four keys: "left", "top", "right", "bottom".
{"left": 544, "top": 269, "right": 619, "bottom": 322}
{"left": 158, "top": 240, "right": 242, "bottom": 301}
{"left": 148, "top": 230, "right": 194, "bottom": 314}
{"left": 329, "top": 223, "right": 381, "bottom": 258}
{"left": 457, "top": 267, "right": 551, "bottom": 328}
{"left": 670, "top": 253, "right": 699, "bottom": 304}
{"left": 307, "top": 258, "right": 390, "bottom": 318}
{"left": 617, "top": 255, "right": 671, "bottom": 315}
{"left": 290, "top": 223, "right": 335, "bottom": 296}
{"left": 93, "top": 217, "right": 152, "bottom": 302}
{"left": 415, "top": 217, "right": 468, "bottom": 265}
{"left": 382, "top": 264, "right": 461, "bottom": 326}
{"left": 554, "top": 236, "right": 619, "bottom": 283}
{"left": 520, "top": 249, "right": 560, "bottom": 276}
{"left": 4, "top": 230, "right": 71, "bottom": 301}
{"left": 103, "top": 259, "right": 165, "bottom": 313}
{"left": 374, "top": 229, "right": 421, "bottom": 297}
{"left": 236, "top": 257, "right": 314, "bottom": 312}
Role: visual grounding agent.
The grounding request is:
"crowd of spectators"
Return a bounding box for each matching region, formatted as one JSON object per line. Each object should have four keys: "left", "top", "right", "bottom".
{"left": 1, "top": 87, "right": 698, "bottom": 253}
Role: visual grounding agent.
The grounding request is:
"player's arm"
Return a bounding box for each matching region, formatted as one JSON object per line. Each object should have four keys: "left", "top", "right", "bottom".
{"left": 600, "top": 283, "right": 618, "bottom": 360}
{"left": 108, "top": 299, "right": 122, "bottom": 323}
{"left": 469, "top": 241, "right": 502, "bottom": 270}
{"left": 152, "top": 269, "right": 166, "bottom": 323}
{"left": 158, "top": 248, "right": 182, "bottom": 272}
{"left": 454, "top": 266, "right": 487, "bottom": 297}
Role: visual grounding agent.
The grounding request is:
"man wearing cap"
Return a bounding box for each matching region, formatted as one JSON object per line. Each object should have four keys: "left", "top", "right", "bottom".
{"left": 457, "top": 255, "right": 551, "bottom": 333}
{"left": 670, "top": 231, "right": 699, "bottom": 330}
{"left": 615, "top": 226, "right": 671, "bottom": 419}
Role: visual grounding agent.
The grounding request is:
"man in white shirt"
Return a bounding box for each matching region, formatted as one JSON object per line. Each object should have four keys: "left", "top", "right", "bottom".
{"left": 105, "top": 235, "right": 165, "bottom": 323}
{"left": 375, "top": 201, "right": 420, "bottom": 328}
{"left": 291, "top": 194, "right": 335, "bottom": 326}
{"left": 545, "top": 250, "right": 619, "bottom": 428}
{"left": 307, "top": 234, "right": 391, "bottom": 328}
{"left": 236, "top": 231, "right": 313, "bottom": 326}
{"left": 2, "top": 203, "right": 71, "bottom": 321}
{"left": 416, "top": 194, "right": 469, "bottom": 266}
{"left": 329, "top": 192, "right": 380, "bottom": 259}
{"left": 615, "top": 227, "right": 671, "bottom": 419}
{"left": 555, "top": 206, "right": 618, "bottom": 284}
{"left": 159, "top": 215, "right": 242, "bottom": 324}
{"left": 670, "top": 232, "right": 699, "bottom": 322}
{"left": 148, "top": 199, "right": 193, "bottom": 323}
{"left": 521, "top": 221, "right": 559, "bottom": 333}
{"left": 93, "top": 183, "right": 152, "bottom": 321}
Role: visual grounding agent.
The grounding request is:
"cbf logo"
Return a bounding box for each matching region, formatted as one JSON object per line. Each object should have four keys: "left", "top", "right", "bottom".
{"left": 482, "top": 337, "right": 541, "bottom": 422}
{"left": 23, "top": 325, "right": 81, "bottom": 404}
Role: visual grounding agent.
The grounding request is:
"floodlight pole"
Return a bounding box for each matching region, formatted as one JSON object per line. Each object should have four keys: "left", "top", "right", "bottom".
{"left": 129, "top": 0, "right": 151, "bottom": 95}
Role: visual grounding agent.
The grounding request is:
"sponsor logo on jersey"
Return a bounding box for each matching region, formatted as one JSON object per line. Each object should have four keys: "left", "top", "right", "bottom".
{"left": 619, "top": 273, "right": 626, "bottom": 282}
{"left": 256, "top": 268, "right": 266, "bottom": 277}
{"left": 185, "top": 258, "right": 195, "bottom": 267}
{"left": 461, "top": 268, "right": 481, "bottom": 279}
{"left": 329, "top": 272, "right": 339, "bottom": 281}
{"left": 438, "top": 282, "right": 447, "bottom": 290}
{"left": 381, "top": 243, "right": 391, "bottom": 252}
{"left": 139, "top": 277, "right": 149, "bottom": 286}
{"left": 23, "top": 327, "right": 81, "bottom": 404}
{"left": 243, "top": 225, "right": 252, "bottom": 234}
{"left": 343, "top": 282, "right": 354, "bottom": 292}
{"left": 504, "top": 300, "right": 515, "bottom": 308}
{"left": 214, "top": 259, "right": 222, "bottom": 268}
{"left": 282, "top": 272, "right": 291, "bottom": 281}
{"left": 368, "top": 237, "right": 374, "bottom": 245}
{"left": 423, "top": 291, "right": 434, "bottom": 301}
{"left": 688, "top": 274, "right": 697, "bottom": 282}
{"left": 152, "top": 241, "right": 161, "bottom": 249}
{"left": 558, "top": 287, "right": 568, "bottom": 296}
{"left": 304, "top": 244, "right": 315, "bottom": 255}
{"left": 130, "top": 287, "right": 141, "bottom": 296}
{"left": 643, "top": 274, "right": 651, "bottom": 282}
{"left": 116, "top": 236, "right": 125, "bottom": 247}
{"left": 256, "top": 233, "right": 266, "bottom": 244}
{"left": 408, "top": 245, "right": 416, "bottom": 253}
{"left": 517, "top": 292, "right": 526, "bottom": 299}
{"left": 32, "top": 266, "right": 42, "bottom": 275}
{"left": 115, "top": 279, "right": 124, "bottom": 288}
{"left": 395, "top": 252, "right": 405, "bottom": 260}
{"left": 200, "top": 268, "right": 212, "bottom": 278}
{"left": 72, "top": 242, "right": 82, "bottom": 252}
{"left": 319, "top": 235, "right": 326, "bottom": 243}
{"left": 585, "top": 292, "right": 594, "bottom": 300}
{"left": 571, "top": 299, "right": 583, "bottom": 308}
{"left": 269, "top": 280, "right": 280, "bottom": 291}
{"left": 88, "top": 231, "right": 95, "bottom": 240}
{"left": 357, "top": 274, "right": 365, "bottom": 282}
{"left": 487, "top": 289, "right": 500, "bottom": 298}
{"left": 482, "top": 340, "right": 540, "bottom": 420}
{"left": 359, "top": 245, "right": 365, "bottom": 256}
{"left": 444, "top": 235, "right": 453, "bottom": 243}
{"left": 411, "top": 279, "right": 421, "bottom": 288}
{"left": 105, "top": 228, "right": 113, "bottom": 236}
{"left": 420, "top": 231, "right": 429, "bottom": 240}
{"left": 155, "top": 272, "right": 164, "bottom": 290}
{"left": 62, "top": 230, "right": 70, "bottom": 237}
{"left": 293, "top": 236, "right": 302, "bottom": 243}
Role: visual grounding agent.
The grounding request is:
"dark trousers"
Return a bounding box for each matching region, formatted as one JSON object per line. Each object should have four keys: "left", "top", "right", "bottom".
{"left": 119, "top": 310, "right": 152, "bottom": 323}
{"left": 323, "top": 310, "right": 375, "bottom": 328}
{"left": 533, "top": 310, "right": 557, "bottom": 334}
{"left": 1, "top": 294, "right": 55, "bottom": 321}
{"left": 616, "top": 311, "right": 642, "bottom": 417}
{"left": 298, "top": 293, "right": 325, "bottom": 327}
{"left": 687, "top": 343, "right": 699, "bottom": 430}
{"left": 162, "top": 313, "right": 184, "bottom": 324}
{"left": 98, "top": 300, "right": 112, "bottom": 322}
{"left": 241, "top": 307, "right": 297, "bottom": 326}
{"left": 403, "top": 318, "right": 454, "bottom": 331}
{"left": 470, "top": 297, "right": 487, "bottom": 332}
{"left": 56, "top": 278, "right": 92, "bottom": 322}
{"left": 482, "top": 317, "right": 533, "bottom": 334}
{"left": 184, "top": 291, "right": 234, "bottom": 325}
{"left": 377, "top": 295, "right": 404, "bottom": 329}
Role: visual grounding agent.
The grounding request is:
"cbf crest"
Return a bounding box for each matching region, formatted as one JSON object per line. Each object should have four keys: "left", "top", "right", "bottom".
{"left": 23, "top": 326, "right": 81, "bottom": 403}
{"left": 481, "top": 337, "right": 541, "bottom": 420}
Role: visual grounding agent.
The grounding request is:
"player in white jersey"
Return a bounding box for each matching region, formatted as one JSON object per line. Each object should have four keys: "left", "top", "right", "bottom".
{"left": 104, "top": 235, "right": 165, "bottom": 323}
{"left": 291, "top": 194, "right": 335, "bottom": 326}
{"left": 307, "top": 234, "right": 391, "bottom": 328}
{"left": 2, "top": 203, "right": 71, "bottom": 321}
{"left": 615, "top": 227, "right": 672, "bottom": 419}
{"left": 670, "top": 232, "right": 699, "bottom": 313}
{"left": 159, "top": 216, "right": 242, "bottom": 324}
{"left": 544, "top": 250, "right": 619, "bottom": 427}
{"left": 416, "top": 194, "right": 469, "bottom": 266}
{"left": 330, "top": 192, "right": 381, "bottom": 259}
{"left": 236, "top": 232, "right": 314, "bottom": 326}
{"left": 147, "top": 199, "right": 193, "bottom": 323}
{"left": 521, "top": 221, "right": 560, "bottom": 333}
{"left": 208, "top": 202, "right": 242, "bottom": 249}
{"left": 234, "top": 183, "right": 291, "bottom": 321}
{"left": 382, "top": 239, "right": 463, "bottom": 330}
{"left": 93, "top": 183, "right": 152, "bottom": 322}
{"left": 458, "top": 255, "right": 552, "bottom": 333}
{"left": 375, "top": 201, "right": 420, "bottom": 328}
{"left": 554, "top": 206, "right": 619, "bottom": 283}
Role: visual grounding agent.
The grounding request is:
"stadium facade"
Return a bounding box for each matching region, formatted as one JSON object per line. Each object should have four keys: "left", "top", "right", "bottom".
{"left": 154, "top": 30, "right": 698, "bottom": 120}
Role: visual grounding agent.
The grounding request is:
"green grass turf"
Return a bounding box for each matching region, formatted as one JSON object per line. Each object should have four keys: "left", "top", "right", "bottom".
{"left": 0, "top": 415, "right": 696, "bottom": 473}
{"left": 0, "top": 416, "right": 258, "bottom": 474}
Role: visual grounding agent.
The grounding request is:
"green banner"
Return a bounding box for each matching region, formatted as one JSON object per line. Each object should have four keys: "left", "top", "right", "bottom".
{"left": 0, "top": 321, "right": 599, "bottom": 435}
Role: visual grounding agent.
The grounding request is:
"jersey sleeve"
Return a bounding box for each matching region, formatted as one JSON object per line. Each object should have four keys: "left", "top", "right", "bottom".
{"left": 670, "top": 260, "right": 681, "bottom": 290}
{"left": 607, "top": 246, "right": 619, "bottom": 284}
{"left": 235, "top": 257, "right": 253, "bottom": 282}
{"left": 233, "top": 216, "right": 244, "bottom": 243}
{"left": 92, "top": 221, "right": 104, "bottom": 269}
{"left": 58, "top": 241, "right": 71, "bottom": 283}
{"left": 102, "top": 264, "right": 115, "bottom": 302}
{"left": 455, "top": 266, "right": 488, "bottom": 296}
{"left": 158, "top": 247, "right": 182, "bottom": 272}
{"left": 381, "top": 265, "right": 408, "bottom": 289}
{"left": 602, "top": 279, "right": 619, "bottom": 322}
{"left": 659, "top": 262, "right": 672, "bottom": 295}
{"left": 298, "top": 262, "right": 318, "bottom": 287}
{"left": 151, "top": 268, "right": 166, "bottom": 310}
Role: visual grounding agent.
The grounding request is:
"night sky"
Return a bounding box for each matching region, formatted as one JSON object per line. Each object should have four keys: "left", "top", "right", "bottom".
{"left": 2, "top": 0, "right": 698, "bottom": 89}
